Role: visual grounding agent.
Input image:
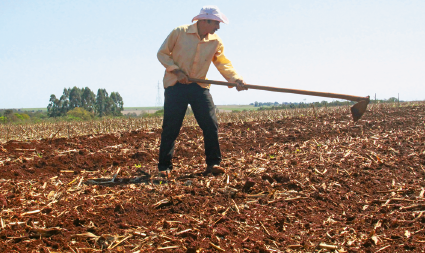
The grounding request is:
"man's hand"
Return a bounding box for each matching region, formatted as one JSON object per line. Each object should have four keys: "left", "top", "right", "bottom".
{"left": 235, "top": 79, "right": 248, "bottom": 91}
{"left": 172, "top": 69, "right": 189, "bottom": 84}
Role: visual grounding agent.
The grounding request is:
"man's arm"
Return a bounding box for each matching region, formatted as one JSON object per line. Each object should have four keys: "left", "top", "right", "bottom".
{"left": 212, "top": 43, "right": 247, "bottom": 91}
{"left": 157, "top": 28, "right": 190, "bottom": 84}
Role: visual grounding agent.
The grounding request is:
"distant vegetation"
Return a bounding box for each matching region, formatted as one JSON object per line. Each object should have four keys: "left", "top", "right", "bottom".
{"left": 47, "top": 87, "right": 123, "bottom": 118}
{"left": 124, "top": 107, "right": 193, "bottom": 118}
{"left": 0, "top": 96, "right": 411, "bottom": 124}
{"left": 0, "top": 109, "right": 48, "bottom": 124}
{"left": 125, "top": 109, "right": 165, "bottom": 118}
{"left": 0, "top": 87, "right": 124, "bottom": 123}
{"left": 249, "top": 97, "right": 402, "bottom": 112}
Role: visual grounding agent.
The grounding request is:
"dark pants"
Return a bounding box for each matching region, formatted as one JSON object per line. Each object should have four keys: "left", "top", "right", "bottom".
{"left": 158, "top": 82, "right": 221, "bottom": 171}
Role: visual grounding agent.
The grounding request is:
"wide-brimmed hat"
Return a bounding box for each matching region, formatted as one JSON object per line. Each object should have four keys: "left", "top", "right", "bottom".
{"left": 192, "top": 5, "right": 229, "bottom": 24}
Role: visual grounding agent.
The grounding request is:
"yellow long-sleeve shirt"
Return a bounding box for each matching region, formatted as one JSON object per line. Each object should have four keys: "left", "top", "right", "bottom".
{"left": 157, "top": 22, "right": 242, "bottom": 89}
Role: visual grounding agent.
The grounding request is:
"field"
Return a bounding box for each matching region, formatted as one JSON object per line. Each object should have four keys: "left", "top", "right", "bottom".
{"left": 0, "top": 102, "right": 425, "bottom": 252}
{"left": 216, "top": 105, "right": 257, "bottom": 112}
{"left": 122, "top": 107, "right": 163, "bottom": 116}
{"left": 121, "top": 105, "right": 257, "bottom": 115}
{"left": 6, "top": 105, "right": 257, "bottom": 116}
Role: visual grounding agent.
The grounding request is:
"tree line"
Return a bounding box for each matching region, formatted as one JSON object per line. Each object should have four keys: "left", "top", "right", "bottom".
{"left": 251, "top": 97, "right": 402, "bottom": 111}
{"left": 250, "top": 100, "right": 356, "bottom": 110}
{"left": 47, "top": 87, "right": 123, "bottom": 117}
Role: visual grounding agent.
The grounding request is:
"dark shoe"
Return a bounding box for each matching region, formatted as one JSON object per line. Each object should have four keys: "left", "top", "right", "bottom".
{"left": 202, "top": 165, "right": 225, "bottom": 176}
{"left": 158, "top": 169, "right": 171, "bottom": 178}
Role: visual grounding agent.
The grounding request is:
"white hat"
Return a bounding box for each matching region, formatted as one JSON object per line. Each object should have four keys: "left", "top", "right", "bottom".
{"left": 192, "top": 5, "right": 229, "bottom": 24}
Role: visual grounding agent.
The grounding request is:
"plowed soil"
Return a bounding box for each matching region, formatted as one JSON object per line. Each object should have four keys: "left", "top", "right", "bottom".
{"left": 1, "top": 105, "right": 425, "bottom": 252}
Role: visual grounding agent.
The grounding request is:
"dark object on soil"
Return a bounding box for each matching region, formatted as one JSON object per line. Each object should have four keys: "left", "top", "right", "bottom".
{"left": 189, "top": 77, "right": 370, "bottom": 122}
{"left": 242, "top": 180, "right": 256, "bottom": 192}
{"left": 29, "top": 227, "right": 63, "bottom": 238}
{"left": 261, "top": 174, "right": 274, "bottom": 184}
{"left": 0, "top": 194, "right": 7, "bottom": 208}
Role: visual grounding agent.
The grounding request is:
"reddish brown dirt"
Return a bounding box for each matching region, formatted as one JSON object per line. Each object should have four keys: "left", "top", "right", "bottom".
{"left": 0, "top": 105, "right": 425, "bottom": 252}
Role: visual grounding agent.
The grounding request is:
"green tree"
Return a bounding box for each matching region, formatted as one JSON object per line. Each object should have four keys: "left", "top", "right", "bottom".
{"left": 96, "top": 89, "right": 108, "bottom": 117}
{"left": 110, "top": 92, "right": 124, "bottom": 116}
{"left": 2, "top": 109, "right": 15, "bottom": 122}
{"left": 59, "top": 94, "right": 69, "bottom": 116}
{"left": 47, "top": 87, "right": 123, "bottom": 118}
{"left": 81, "top": 87, "right": 96, "bottom": 112}
{"left": 69, "top": 86, "right": 82, "bottom": 109}
{"left": 47, "top": 95, "right": 61, "bottom": 117}
{"left": 13, "top": 113, "right": 30, "bottom": 121}
{"left": 66, "top": 107, "right": 94, "bottom": 120}
{"left": 14, "top": 113, "right": 24, "bottom": 120}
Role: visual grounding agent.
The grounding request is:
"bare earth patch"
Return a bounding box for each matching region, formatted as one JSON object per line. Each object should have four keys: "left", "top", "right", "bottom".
{"left": 0, "top": 105, "right": 425, "bottom": 252}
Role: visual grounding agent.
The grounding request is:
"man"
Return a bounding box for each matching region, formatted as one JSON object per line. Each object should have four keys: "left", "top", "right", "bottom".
{"left": 157, "top": 5, "right": 247, "bottom": 177}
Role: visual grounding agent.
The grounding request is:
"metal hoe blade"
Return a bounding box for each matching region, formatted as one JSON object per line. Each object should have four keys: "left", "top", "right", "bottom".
{"left": 350, "top": 98, "right": 370, "bottom": 122}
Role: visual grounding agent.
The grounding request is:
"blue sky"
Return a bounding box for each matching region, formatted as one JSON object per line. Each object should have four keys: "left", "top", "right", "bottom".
{"left": 1, "top": 0, "right": 424, "bottom": 109}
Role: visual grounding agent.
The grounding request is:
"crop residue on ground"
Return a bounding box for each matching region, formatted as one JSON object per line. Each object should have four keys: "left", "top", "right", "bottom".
{"left": 0, "top": 104, "right": 425, "bottom": 252}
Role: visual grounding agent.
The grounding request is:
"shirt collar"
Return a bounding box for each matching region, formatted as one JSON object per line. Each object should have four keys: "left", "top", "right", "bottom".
{"left": 187, "top": 23, "right": 198, "bottom": 34}
{"left": 188, "top": 23, "right": 218, "bottom": 41}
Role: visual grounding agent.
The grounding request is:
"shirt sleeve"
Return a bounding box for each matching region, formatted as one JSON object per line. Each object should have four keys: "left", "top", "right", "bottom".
{"left": 157, "top": 28, "right": 180, "bottom": 72}
{"left": 212, "top": 42, "right": 243, "bottom": 83}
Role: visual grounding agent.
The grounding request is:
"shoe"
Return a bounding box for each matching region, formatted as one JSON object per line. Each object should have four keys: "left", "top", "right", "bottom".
{"left": 158, "top": 169, "right": 171, "bottom": 178}
{"left": 202, "top": 165, "right": 225, "bottom": 176}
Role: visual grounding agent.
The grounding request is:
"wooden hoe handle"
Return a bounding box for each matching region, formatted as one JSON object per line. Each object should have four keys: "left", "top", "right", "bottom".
{"left": 188, "top": 78, "right": 369, "bottom": 103}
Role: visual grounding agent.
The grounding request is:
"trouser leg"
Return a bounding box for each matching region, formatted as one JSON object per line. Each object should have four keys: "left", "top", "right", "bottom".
{"left": 189, "top": 84, "right": 221, "bottom": 166}
{"left": 158, "top": 83, "right": 188, "bottom": 171}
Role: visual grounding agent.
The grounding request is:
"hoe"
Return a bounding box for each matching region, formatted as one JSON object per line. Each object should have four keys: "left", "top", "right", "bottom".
{"left": 189, "top": 78, "right": 370, "bottom": 122}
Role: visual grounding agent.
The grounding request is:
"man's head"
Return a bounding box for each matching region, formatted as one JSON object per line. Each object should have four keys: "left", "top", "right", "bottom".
{"left": 192, "top": 5, "right": 229, "bottom": 24}
{"left": 197, "top": 19, "right": 221, "bottom": 35}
